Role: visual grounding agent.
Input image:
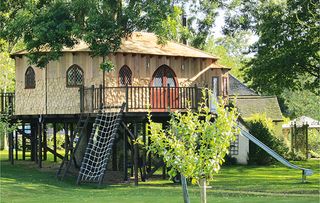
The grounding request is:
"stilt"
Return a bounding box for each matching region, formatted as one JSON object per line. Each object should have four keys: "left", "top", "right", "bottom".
{"left": 147, "top": 136, "right": 152, "bottom": 172}
{"left": 141, "top": 122, "right": 147, "bottom": 181}
{"left": 43, "top": 123, "right": 47, "bottom": 161}
{"left": 123, "top": 126, "right": 128, "bottom": 181}
{"left": 162, "top": 122, "right": 168, "bottom": 179}
{"left": 64, "top": 123, "right": 69, "bottom": 159}
{"left": 53, "top": 123, "right": 57, "bottom": 162}
{"left": 8, "top": 131, "right": 14, "bottom": 165}
{"left": 134, "top": 122, "right": 139, "bottom": 186}
{"left": 112, "top": 140, "right": 118, "bottom": 171}
{"left": 30, "top": 123, "right": 36, "bottom": 161}
{"left": 15, "top": 130, "right": 18, "bottom": 160}
{"left": 34, "top": 122, "right": 38, "bottom": 164}
{"left": 22, "top": 123, "right": 26, "bottom": 160}
{"left": 38, "top": 118, "right": 43, "bottom": 168}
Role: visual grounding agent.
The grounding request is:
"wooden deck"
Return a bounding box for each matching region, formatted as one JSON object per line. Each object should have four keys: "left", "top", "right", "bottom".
{"left": 80, "top": 85, "right": 206, "bottom": 113}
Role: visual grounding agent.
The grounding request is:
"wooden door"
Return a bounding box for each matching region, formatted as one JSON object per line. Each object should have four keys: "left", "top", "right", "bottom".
{"left": 151, "top": 65, "right": 178, "bottom": 111}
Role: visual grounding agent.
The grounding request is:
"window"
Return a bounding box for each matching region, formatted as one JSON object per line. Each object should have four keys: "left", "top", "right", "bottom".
{"left": 25, "top": 67, "right": 35, "bottom": 89}
{"left": 230, "top": 134, "right": 239, "bottom": 155}
{"left": 66, "top": 64, "right": 84, "bottom": 87}
{"left": 119, "top": 65, "right": 132, "bottom": 86}
{"left": 152, "top": 65, "right": 177, "bottom": 87}
{"left": 223, "top": 77, "right": 228, "bottom": 96}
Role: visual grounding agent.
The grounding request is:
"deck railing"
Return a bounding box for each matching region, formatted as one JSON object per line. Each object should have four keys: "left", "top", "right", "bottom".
{"left": 0, "top": 92, "right": 15, "bottom": 115}
{"left": 80, "top": 85, "right": 206, "bottom": 113}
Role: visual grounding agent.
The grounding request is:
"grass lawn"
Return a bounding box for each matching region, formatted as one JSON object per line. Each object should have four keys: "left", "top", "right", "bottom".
{"left": 0, "top": 150, "right": 319, "bottom": 203}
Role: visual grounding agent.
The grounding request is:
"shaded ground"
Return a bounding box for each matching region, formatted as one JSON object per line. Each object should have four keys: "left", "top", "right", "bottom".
{"left": 0, "top": 151, "right": 319, "bottom": 203}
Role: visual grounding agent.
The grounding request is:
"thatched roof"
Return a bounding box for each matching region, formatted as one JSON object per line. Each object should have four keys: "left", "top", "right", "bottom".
{"left": 12, "top": 32, "right": 218, "bottom": 60}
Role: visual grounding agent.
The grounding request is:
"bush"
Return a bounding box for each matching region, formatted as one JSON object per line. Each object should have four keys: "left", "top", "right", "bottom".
{"left": 246, "top": 114, "right": 289, "bottom": 165}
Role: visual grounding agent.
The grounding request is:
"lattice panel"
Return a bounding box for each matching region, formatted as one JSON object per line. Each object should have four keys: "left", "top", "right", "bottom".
{"left": 119, "top": 66, "right": 132, "bottom": 86}
{"left": 230, "top": 134, "right": 239, "bottom": 155}
{"left": 67, "top": 65, "right": 83, "bottom": 86}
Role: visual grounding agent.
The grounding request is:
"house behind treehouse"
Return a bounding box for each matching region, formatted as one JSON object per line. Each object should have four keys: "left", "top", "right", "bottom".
{"left": 5, "top": 32, "right": 250, "bottom": 184}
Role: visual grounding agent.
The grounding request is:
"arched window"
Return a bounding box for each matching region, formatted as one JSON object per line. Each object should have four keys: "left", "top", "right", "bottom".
{"left": 152, "top": 65, "right": 177, "bottom": 87}
{"left": 66, "top": 64, "right": 84, "bottom": 87}
{"left": 119, "top": 65, "right": 132, "bottom": 86}
{"left": 25, "top": 66, "right": 35, "bottom": 89}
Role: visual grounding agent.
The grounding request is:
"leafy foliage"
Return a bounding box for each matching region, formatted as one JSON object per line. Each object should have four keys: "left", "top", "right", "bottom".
{"left": 147, "top": 96, "right": 239, "bottom": 184}
{"left": 280, "top": 89, "right": 320, "bottom": 121}
{"left": 246, "top": 113, "right": 289, "bottom": 165}
{"left": 0, "top": 0, "right": 228, "bottom": 68}
{"left": 224, "top": 0, "right": 320, "bottom": 94}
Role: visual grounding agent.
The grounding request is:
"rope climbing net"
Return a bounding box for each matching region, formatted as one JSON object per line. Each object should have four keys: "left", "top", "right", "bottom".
{"left": 77, "top": 104, "right": 125, "bottom": 185}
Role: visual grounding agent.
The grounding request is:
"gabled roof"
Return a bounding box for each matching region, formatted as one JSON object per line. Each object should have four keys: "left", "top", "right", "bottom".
{"left": 229, "top": 74, "right": 257, "bottom": 96}
{"left": 11, "top": 32, "right": 218, "bottom": 60}
{"left": 231, "top": 95, "right": 283, "bottom": 121}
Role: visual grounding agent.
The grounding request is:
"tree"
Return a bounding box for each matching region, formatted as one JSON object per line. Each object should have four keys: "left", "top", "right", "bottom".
{"left": 147, "top": 96, "right": 239, "bottom": 203}
{"left": 280, "top": 89, "right": 320, "bottom": 121}
{"left": 224, "top": 0, "right": 320, "bottom": 95}
{"left": 0, "top": 0, "right": 230, "bottom": 69}
{"left": 203, "top": 32, "right": 252, "bottom": 81}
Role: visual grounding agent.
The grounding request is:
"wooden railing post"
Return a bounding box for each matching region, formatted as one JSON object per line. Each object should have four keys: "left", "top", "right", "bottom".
{"left": 79, "top": 85, "right": 84, "bottom": 113}
{"left": 167, "top": 84, "right": 170, "bottom": 110}
{"left": 99, "top": 84, "right": 103, "bottom": 110}
{"left": 194, "top": 84, "right": 199, "bottom": 110}
{"left": 91, "top": 85, "right": 94, "bottom": 112}
{"left": 125, "top": 84, "right": 129, "bottom": 112}
{"left": 1, "top": 92, "right": 4, "bottom": 114}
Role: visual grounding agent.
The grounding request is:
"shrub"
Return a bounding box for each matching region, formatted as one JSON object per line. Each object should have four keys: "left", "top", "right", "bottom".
{"left": 246, "top": 114, "right": 289, "bottom": 165}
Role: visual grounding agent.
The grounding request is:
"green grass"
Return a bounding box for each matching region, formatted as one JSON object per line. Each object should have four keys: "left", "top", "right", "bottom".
{"left": 1, "top": 150, "right": 319, "bottom": 203}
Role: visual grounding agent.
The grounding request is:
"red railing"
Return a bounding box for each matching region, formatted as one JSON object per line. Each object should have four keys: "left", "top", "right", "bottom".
{"left": 80, "top": 85, "right": 205, "bottom": 113}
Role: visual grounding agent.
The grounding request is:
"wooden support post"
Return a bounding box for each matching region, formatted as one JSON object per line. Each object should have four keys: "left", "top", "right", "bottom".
{"left": 30, "top": 123, "right": 36, "bottom": 161}
{"left": 70, "top": 123, "right": 74, "bottom": 149}
{"left": 123, "top": 126, "right": 128, "bottom": 181}
{"left": 112, "top": 139, "right": 118, "bottom": 171}
{"left": 53, "top": 123, "right": 57, "bottom": 162}
{"left": 38, "top": 118, "right": 43, "bottom": 168}
{"left": 43, "top": 123, "right": 47, "bottom": 161}
{"left": 147, "top": 136, "right": 152, "bottom": 172}
{"left": 64, "top": 123, "right": 69, "bottom": 160}
{"left": 15, "top": 130, "right": 18, "bottom": 160}
{"left": 22, "top": 123, "right": 26, "bottom": 160}
{"left": 134, "top": 122, "right": 139, "bottom": 186}
{"left": 141, "top": 122, "right": 147, "bottom": 181}
{"left": 34, "top": 122, "right": 38, "bottom": 164}
{"left": 8, "top": 131, "right": 14, "bottom": 165}
{"left": 162, "top": 122, "right": 167, "bottom": 180}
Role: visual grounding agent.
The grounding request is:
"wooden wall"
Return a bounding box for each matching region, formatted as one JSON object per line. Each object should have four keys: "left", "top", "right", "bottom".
{"left": 14, "top": 52, "right": 229, "bottom": 115}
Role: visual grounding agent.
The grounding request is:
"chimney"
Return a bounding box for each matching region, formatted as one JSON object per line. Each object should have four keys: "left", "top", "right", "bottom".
{"left": 182, "top": 14, "right": 187, "bottom": 45}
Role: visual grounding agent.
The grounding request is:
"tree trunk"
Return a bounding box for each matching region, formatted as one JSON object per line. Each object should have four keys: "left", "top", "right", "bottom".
{"left": 181, "top": 174, "right": 190, "bottom": 203}
{"left": 200, "top": 178, "right": 207, "bottom": 203}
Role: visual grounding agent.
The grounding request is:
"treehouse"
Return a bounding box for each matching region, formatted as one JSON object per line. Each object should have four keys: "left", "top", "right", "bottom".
{"left": 4, "top": 32, "right": 249, "bottom": 185}
{"left": 11, "top": 32, "right": 230, "bottom": 115}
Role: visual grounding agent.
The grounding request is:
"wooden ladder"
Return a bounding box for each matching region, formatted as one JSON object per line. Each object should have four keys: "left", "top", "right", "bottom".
{"left": 57, "top": 114, "right": 90, "bottom": 180}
